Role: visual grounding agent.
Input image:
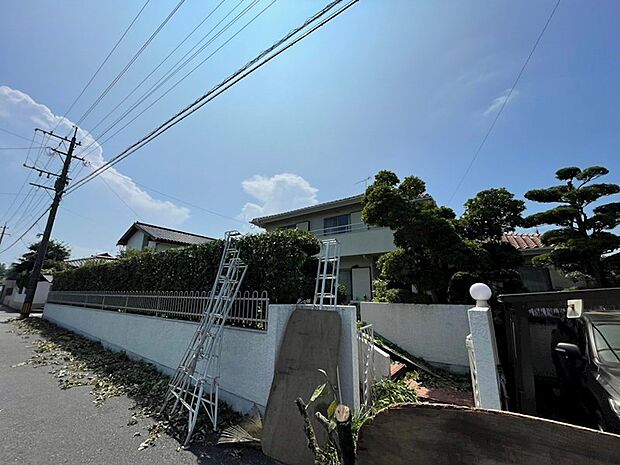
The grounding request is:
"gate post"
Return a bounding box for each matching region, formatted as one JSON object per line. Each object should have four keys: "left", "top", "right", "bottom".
{"left": 467, "top": 283, "right": 502, "bottom": 410}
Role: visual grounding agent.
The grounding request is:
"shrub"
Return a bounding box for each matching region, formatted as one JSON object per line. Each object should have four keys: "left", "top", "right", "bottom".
{"left": 53, "top": 229, "right": 321, "bottom": 304}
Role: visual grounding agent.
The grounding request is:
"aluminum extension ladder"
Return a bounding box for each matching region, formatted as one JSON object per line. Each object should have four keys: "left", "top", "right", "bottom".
{"left": 162, "top": 230, "right": 248, "bottom": 447}
{"left": 313, "top": 238, "right": 341, "bottom": 310}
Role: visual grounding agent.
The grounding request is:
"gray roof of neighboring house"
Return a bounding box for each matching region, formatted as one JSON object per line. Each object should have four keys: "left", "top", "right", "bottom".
{"left": 251, "top": 194, "right": 365, "bottom": 227}
{"left": 117, "top": 222, "right": 215, "bottom": 247}
{"left": 66, "top": 253, "right": 117, "bottom": 268}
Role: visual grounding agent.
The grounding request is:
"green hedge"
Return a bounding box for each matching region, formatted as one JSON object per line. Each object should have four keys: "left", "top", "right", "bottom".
{"left": 53, "top": 229, "right": 320, "bottom": 303}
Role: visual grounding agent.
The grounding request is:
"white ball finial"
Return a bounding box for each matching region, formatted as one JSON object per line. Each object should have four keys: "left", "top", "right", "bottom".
{"left": 470, "top": 283, "right": 492, "bottom": 306}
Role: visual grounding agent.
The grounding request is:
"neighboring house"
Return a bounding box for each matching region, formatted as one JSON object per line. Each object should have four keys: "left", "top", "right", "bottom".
{"left": 117, "top": 222, "right": 215, "bottom": 252}
{"left": 502, "top": 233, "right": 577, "bottom": 292}
{"left": 252, "top": 194, "right": 396, "bottom": 302}
{"left": 252, "top": 195, "right": 575, "bottom": 301}
{"left": 66, "top": 252, "right": 117, "bottom": 268}
{"left": 0, "top": 278, "right": 17, "bottom": 307}
{"left": 3, "top": 274, "right": 53, "bottom": 310}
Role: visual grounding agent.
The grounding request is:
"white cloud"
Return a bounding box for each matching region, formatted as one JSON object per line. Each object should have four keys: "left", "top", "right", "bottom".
{"left": 0, "top": 85, "right": 190, "bottom": 225}
{"left": 483, "top": 88, "right": 520, "bottom": 117}
{"left": 239, "top": 173, "right": 318, "bottom": 223}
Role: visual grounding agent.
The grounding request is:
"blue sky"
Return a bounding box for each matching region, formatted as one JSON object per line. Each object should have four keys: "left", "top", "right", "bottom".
{"left": 0, "top": 0, "right": 618, "bottom": 264}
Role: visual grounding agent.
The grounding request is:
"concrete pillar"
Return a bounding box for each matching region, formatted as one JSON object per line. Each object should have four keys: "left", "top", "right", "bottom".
{"left": 467, "top": 283, "right": 502, "bottom": 410}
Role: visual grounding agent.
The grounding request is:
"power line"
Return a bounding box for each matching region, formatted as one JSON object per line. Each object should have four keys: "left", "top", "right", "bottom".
{"left": 59, "top": 0, "right": 151, "bottom": 122}
{"left": 0, "top": 126, "right": 32, "bottom": 142}
{"left": 86, "top": 0, "right": 228, "bottom": 136}
{"left": 67, "top": 0, "right": 358, "bottom": 195}
{"left": 97, "top": 0, "right": 270, "bottom": 148}
{"left": 74, "top": 0, "right": 253, "bottom": 162}
{"left": 0, "top": 131, "right": 38, "bottom": 224}
{"left": 0, "top": 206, "right": 50, "bottom": 255}
{"left": 0, "top": 146, "right": 49, "bottom": 150}
{"left": 447, "top": 0, "right": 561, "bottom": 204}
{"left": 2, "top": 0, "right": 359, "bottom": 257}
{"left": 133, "top": 180, "right": 249, "bottom": 225}
{"left": 76, "top": 0, "right": 187, "bottom": 126}
{"left": 0, "top": 193, "right": 47, "bottom": 196}
{"left": 98, "top": 175, "right": 142, "bottom": 219}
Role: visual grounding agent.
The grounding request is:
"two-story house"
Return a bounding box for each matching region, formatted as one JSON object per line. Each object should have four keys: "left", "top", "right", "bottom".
{"left": 252, "top": 196, "right": 576, "bottom": 301}
{"left": 251, "top": 194, "right": 395, "bottom": 302}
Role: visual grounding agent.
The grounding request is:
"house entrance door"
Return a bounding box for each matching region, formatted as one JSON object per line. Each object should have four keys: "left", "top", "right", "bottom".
{"left": 352, "top": 267, "right": 372, "bottom": 302}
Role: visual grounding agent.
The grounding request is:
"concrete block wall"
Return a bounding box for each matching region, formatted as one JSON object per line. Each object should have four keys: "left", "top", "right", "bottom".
{"left": 360, "top": 302, "right": 471, "bottom": 373}
{"left": 43, "top": 303, "right": 359, "bottom": 414}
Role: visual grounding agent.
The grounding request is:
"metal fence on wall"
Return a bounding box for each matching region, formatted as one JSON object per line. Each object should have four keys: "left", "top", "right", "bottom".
{"left": 47, "top": 290, "right": 269, "bottom": 331}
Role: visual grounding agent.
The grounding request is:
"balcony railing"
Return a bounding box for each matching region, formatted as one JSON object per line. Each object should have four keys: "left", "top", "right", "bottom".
{"left": 309, "top": 221, "right": 376, "bottom": 237}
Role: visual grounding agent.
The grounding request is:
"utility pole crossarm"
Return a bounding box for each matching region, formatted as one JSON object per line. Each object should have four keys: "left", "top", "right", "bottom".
{"left": 21, "top": 126, "right": 79, "bottom": 318}
{"left": 49, "top": 147, "right": 86, "bottom": 163}
{"left": 29, "top": 182, "right": 56, "bottom": 192}
{"left": 24, "top": 163, "right": 68, "bottom": 179}
{"left": 35, "top": 128, "right": 82, "bottom": 145}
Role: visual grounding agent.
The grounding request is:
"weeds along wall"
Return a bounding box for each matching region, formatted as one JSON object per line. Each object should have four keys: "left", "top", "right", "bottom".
{"left": 53, "top": 230, "right": 320, "bottom": 304}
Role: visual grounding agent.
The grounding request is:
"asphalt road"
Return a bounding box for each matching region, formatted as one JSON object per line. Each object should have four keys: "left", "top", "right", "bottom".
{"left": 0, "top": 307, "right": 276, "bottom": 465}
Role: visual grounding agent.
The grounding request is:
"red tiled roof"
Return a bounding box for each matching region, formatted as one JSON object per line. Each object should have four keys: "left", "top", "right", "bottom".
{"left": 501, "top": 233, "right": 545, "bottom": 250}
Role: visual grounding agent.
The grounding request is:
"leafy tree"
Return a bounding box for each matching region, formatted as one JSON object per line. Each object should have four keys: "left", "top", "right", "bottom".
{"left": 0, "top": 262, "right": 7, "bottom": 280}
{"left": 452, "top": 188, "right": 526, "bottom": 299}
{"left": 523, "top": 166, "right": 620, "bottom": 287}
{"left": 9, "top": 239, "right": 71, "bottom": 289}
{"left": 460, "top": 188, "right": 525, "bottom": 241}
{"left": 362, "top": 171, "right": 524, "bottom": 303}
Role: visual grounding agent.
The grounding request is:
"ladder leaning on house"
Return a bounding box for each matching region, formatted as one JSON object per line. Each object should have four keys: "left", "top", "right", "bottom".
{"left": 313, "top": 238, "right": 341, "bottom": 310}
{"left": 161, "top": 230, "right": 248, "bottom": 447}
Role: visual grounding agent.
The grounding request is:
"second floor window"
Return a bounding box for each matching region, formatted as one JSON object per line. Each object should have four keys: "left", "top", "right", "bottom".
{"left": 324, "top": 214, "right": 350, "bottom": 235}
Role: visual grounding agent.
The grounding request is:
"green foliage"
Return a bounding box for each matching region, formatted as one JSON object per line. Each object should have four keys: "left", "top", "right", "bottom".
{"left": 363, "top": 171, "right": 524, "bottom": 303}
{"left": 460, "top": 188, "right": 525, "bottom": 241}
{"left": 0, "top": 262, "right": 7, "bottom": 280}
{"left": 9, "top": 239, "right": 71, "bottom": 288}
{"left": 336, "top": 283, "right": 347, "bottom": 304}
{"left": 370, "top": 377, "right": 418, "bottom": 410}
{"left": 372, "top": 278, "right": 418, "bottom": 303}
{"left": 524, "top": 166, "right": 620, "bottom": 287}
{"left": 53, "top": 229, "right": 320, "bottom": 303}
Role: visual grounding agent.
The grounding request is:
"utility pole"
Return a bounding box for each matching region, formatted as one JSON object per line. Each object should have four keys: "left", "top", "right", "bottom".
{"left": 20, "top": 127, "right": 81, "bottom": 317}
{"left": 0, "top": 224, "right": 8, "bottom": 247}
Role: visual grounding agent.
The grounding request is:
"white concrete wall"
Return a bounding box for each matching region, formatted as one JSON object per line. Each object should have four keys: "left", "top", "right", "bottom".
{"left": 8, "top": 281, "right": 51, "bottom": 310}
{"left": 360, "top": 302, "right": 471, "bottom": 373}
{"left": 43, "top": 303, "right": 360, "bottom": 414}
{"left": 125, "top": 231, "right": 146, "bottom": 251}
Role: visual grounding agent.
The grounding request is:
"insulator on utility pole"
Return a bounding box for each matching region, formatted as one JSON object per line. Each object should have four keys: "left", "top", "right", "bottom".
{"left": 20, "top": 126, "right": 81, "bottom": 318}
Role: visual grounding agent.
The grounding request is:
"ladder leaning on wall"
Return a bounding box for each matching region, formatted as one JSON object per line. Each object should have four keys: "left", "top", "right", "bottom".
{"left": 161, "top": 230, "right": 248, "bottom": 448}
{"left": 313, "top": 238, "right": 341, "bottom": 310}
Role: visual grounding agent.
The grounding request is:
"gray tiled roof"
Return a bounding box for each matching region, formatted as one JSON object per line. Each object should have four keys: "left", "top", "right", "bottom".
{"left": 117, "top": 222, "right": 215, "bottom": 246}
{"left": 251, "top": 195, "right": 364, "bottom": 226}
